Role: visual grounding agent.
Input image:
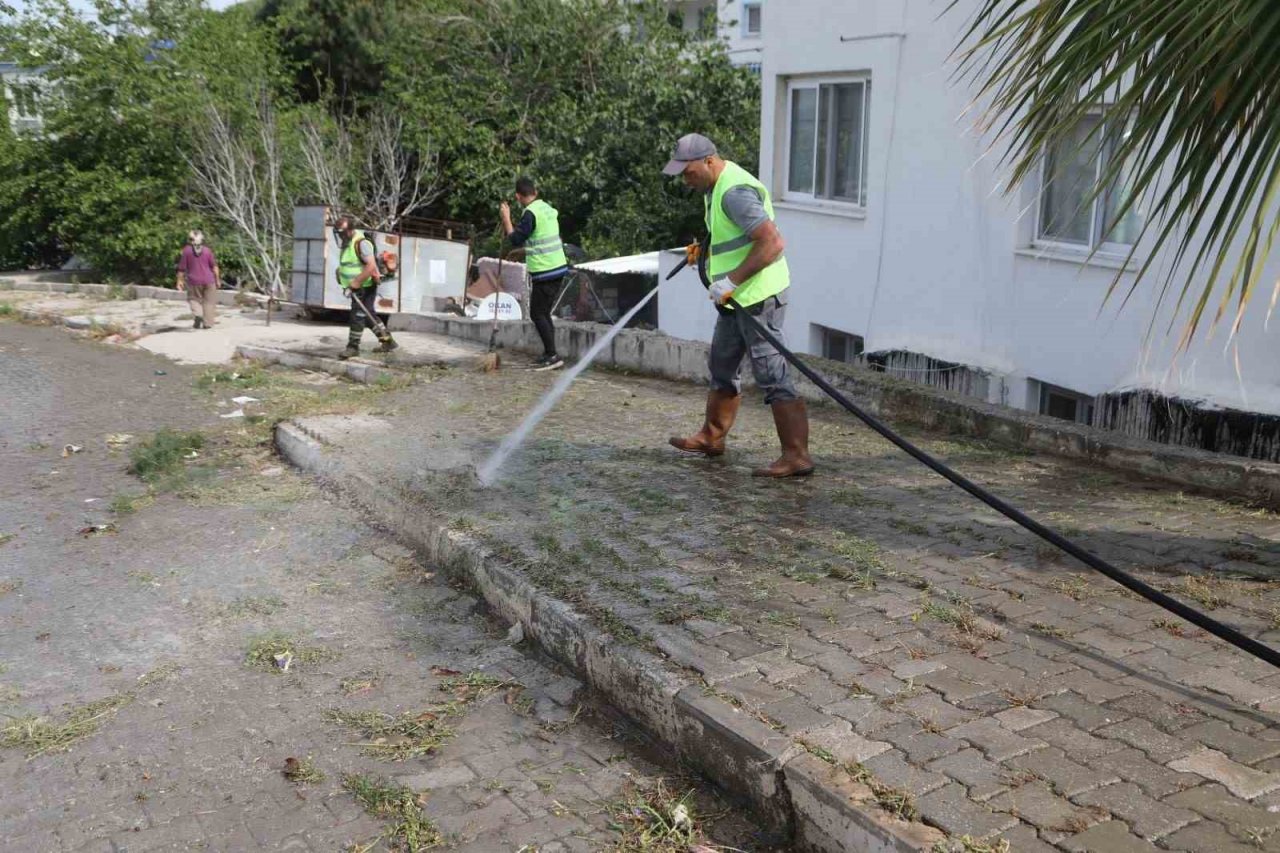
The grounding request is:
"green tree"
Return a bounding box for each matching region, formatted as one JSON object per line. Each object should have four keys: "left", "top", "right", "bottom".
{"left": 0, "top": 0, "right": 294, "bottom": 282}
{"left": 379, "top": 0, "right": 760, "bottom": 258}
{"left": 954, "top": 1, "right": 1280, "bottom": 344}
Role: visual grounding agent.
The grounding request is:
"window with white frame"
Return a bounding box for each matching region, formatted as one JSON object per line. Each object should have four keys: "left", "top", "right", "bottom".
{"left": 744, "top": 2, "right": 762, "bottom": 36}
{"left": 784, "top": 77, "right": 870, "bottom": 207}
{"left": 1038, "top": 113, "right": 1145, "bottom": 251}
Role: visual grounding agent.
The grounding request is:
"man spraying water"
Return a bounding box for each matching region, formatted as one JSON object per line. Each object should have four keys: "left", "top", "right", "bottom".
{"left": 663, "top": 133, "right": 815, "bottom": 478}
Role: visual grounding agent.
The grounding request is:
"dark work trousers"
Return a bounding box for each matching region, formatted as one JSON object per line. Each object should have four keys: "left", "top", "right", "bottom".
{"left": 529, "top": 276, "right": 564, "bottom": 357}
{"left": 348, "top": 284, "right": 388, "bottom": 346}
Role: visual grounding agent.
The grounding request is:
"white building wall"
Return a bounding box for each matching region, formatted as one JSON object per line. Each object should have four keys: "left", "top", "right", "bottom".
{"left": 661, "top": 0, "right": 1280, "bottom": 418}
{"left": 666, "top": 0, "right": 764, "bottom": 69}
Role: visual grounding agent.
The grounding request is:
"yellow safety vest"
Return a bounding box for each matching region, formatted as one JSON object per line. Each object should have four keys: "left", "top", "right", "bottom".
{"left": 705, "top": 161, "right": 789, "bottom": 309}
{"left": 524, "top": 199, "right": 568, "bottom": 274}
{"left": 338, "top": 230, "right": 376, "bottom": 290}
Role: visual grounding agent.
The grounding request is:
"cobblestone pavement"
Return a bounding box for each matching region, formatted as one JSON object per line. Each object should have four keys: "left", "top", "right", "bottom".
{"left": 292, "top": 347, "right": 1280, "bottom": 852}
{"left": 0, "top": 321, "right": 773, "bottom": 852}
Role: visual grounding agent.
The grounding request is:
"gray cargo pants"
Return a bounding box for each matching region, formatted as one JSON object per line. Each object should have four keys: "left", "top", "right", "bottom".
{"left": 708, "top": 291, "right": 798, "bottom": 404}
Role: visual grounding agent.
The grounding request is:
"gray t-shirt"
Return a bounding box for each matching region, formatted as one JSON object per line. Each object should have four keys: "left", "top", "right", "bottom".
{"left": 720, "top": 185, "right": 770, "bottom": 235}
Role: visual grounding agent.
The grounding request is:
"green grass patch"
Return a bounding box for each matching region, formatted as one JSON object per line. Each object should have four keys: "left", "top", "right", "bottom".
{"left": 0, "top": 303, "right": 14, "bottom": 317}
{"left": 195, "top": 363, "right": 271, "bottom": 392}
{"left": 343, "top": 774, "right": 443, "bottom": 851}
{"left": 127, "top": 430, "right": 205, "bottom": 485}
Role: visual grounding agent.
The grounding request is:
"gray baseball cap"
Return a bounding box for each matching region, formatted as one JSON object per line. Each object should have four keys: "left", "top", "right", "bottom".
{"left": 662, "top": 133, "right": 718, "bottom": 176}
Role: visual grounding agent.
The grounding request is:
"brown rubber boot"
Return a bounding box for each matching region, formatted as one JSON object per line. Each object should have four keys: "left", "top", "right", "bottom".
{"left": 669, "top": 389, "right": 742, "bottom": 457}
{"left": 753, "top": 399, "right": 815, "bottom": 477}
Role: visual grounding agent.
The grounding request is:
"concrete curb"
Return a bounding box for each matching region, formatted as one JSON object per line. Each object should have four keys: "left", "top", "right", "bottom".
{"left": 389, "top": 312, "right": 1280, "bottom": 508}
{"left": 274, "top": 420, "right": 946, "bottom": 853}
{"left": 235, "top": 344, "right": 403, "bottom": 385}
{"left": 0, "top": 279, "right": 243, "bottom": 307}
{"left": 9, "top": 306, "right": 175, "bottom": 338}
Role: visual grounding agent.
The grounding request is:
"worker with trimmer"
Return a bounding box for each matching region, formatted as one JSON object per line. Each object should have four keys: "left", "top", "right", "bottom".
{"left": 334, "top": 215, "right": 398, "bottom": 360}
{"left": 664, "top": 133, "right": 814, "bottom": 478}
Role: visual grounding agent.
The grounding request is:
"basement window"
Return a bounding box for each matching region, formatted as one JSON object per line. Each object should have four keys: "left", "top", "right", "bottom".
{"left": 815, "top": 325, "right": 864, "bottom": 363}
{"left": 1036, "top": 380, "right": 1095, "bottom": 425}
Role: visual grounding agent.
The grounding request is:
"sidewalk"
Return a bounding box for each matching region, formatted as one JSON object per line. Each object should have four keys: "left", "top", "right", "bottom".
{"left": 276, "top": 340, "right": 1280, "bottom": 852}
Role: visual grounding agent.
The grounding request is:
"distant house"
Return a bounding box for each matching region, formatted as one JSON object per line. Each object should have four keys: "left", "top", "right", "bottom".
{"left": 659, "top": 0, "right": 1280, "bottom": 463}
{"left": 663, "top": 0, "right": 763, "bottom": 71}
{"left": 0, "top": 61, "right": 47, "bottom": 136}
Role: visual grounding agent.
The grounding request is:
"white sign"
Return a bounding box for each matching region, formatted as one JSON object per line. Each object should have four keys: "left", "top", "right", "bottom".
{"left": 429, "top": 259, "right": 447, "bottom": 285}
{"left": 474, "top": 293, "right": 523, "bottom": 321}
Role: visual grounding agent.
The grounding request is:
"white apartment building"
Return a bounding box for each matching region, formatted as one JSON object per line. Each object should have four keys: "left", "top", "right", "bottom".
{"left": 659, "top": 0, "right": 1280, "bottom": 462}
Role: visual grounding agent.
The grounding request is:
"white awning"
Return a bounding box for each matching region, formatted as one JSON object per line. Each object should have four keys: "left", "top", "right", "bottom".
{"left": 576, "top": 251, "right": 660, "bottom": 277}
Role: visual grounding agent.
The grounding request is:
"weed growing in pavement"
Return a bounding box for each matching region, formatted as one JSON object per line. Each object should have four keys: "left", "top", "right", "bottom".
{"left": 127, "top": 430, "right": 205, "bottom": 485}
{"left": 0, "top": 532, "right": 13, "bottom": 547}
{"left": 1169, "top": 575, "right": 1230, "bottom": 609}
{"left": 844, "top": 761, "right": 919, "bottom": 821}
{"left": 797, "top": 739, "right": 836, "bottom": 764}
{"left": 195, "top": 363, "right": 271, "bottom": 391}
{"left": 764, "top": 611, "right": 801, "bottom": 629}
{"left": 85, "top": 320, "right": 127, "bottom": 340}
{"left": 654, "top": 598, "right": 731, "bottom": 624}
{"left": 0, "top": 302, "right": 13, "bottom": 317}
{"left": 342, "top": 774, "right": 443, "bottom": 852}
{"left": 888, "top": 518, "right": 930, "bottom": 537}
{"left": 1048, "top": 574, "right": 1093, "bottom": 601}
{"left": 0, "top": 579, "right": 20, "bottom": 597}
{"left": 916, "top": 596, "right": 1003, "bottom": 641}
{"left": 1029, "top": 622, "right": 1069, "bottom": 639}
{"left": 828, "top": 531, "right": 886, "bottom": 577}
{"left": 283, "top": 756, "right": 325, "bottom": 785}
{"left": 1151, "top": 617, "right": 1189, "bottom": 638}
{"left": 243, "top": 632, "right": 339, "bottom": 671}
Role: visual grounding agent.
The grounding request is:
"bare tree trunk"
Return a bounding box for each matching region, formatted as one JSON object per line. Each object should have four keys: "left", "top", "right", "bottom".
{"left": 300, "top": 116, "right": 351, "bottom": 212}
{"left": 361, "top": 106, "right": 443, "bottom": 231}
{"left": 184, "top": 89, "right": 293, "bottom": 303}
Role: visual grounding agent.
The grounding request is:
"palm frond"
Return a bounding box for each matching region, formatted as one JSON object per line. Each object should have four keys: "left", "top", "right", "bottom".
{"left": 949, "top": 0, "right": 1280, "bottom": 346}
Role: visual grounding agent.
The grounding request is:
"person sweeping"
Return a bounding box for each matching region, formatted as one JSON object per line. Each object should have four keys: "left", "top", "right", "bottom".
{"left": 663, "top": 133, "right": 814, "bottom": 478}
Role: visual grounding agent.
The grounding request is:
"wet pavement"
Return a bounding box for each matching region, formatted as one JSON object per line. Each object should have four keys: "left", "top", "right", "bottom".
{"left": 290, "top": 348, "right": 1280, "bottom": 852}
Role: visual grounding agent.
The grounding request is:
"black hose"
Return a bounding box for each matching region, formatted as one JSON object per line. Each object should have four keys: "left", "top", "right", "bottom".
{"left": 699, "top": 279, "right": 1280, "bottom": 668}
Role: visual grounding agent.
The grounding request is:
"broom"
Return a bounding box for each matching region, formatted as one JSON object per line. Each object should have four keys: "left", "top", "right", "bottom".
{"left": 479, "top": 254, "right": 503, "bottom": 372}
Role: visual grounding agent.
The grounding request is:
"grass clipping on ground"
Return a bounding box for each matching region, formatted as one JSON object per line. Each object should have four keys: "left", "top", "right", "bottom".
{"left": 244, "top": 632, "right": 339, "bottom": 672}
{"left": 344, "top": 774, "right": 444, "bottom": 852}
{"left": 607, "top": 779, "right": 729, "bottom": 852}
{"left": 1, "top": 664, "right": 180, "bottom": 758}
{"left": 326, "top": 671, "right": 516, "bottom": 762}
